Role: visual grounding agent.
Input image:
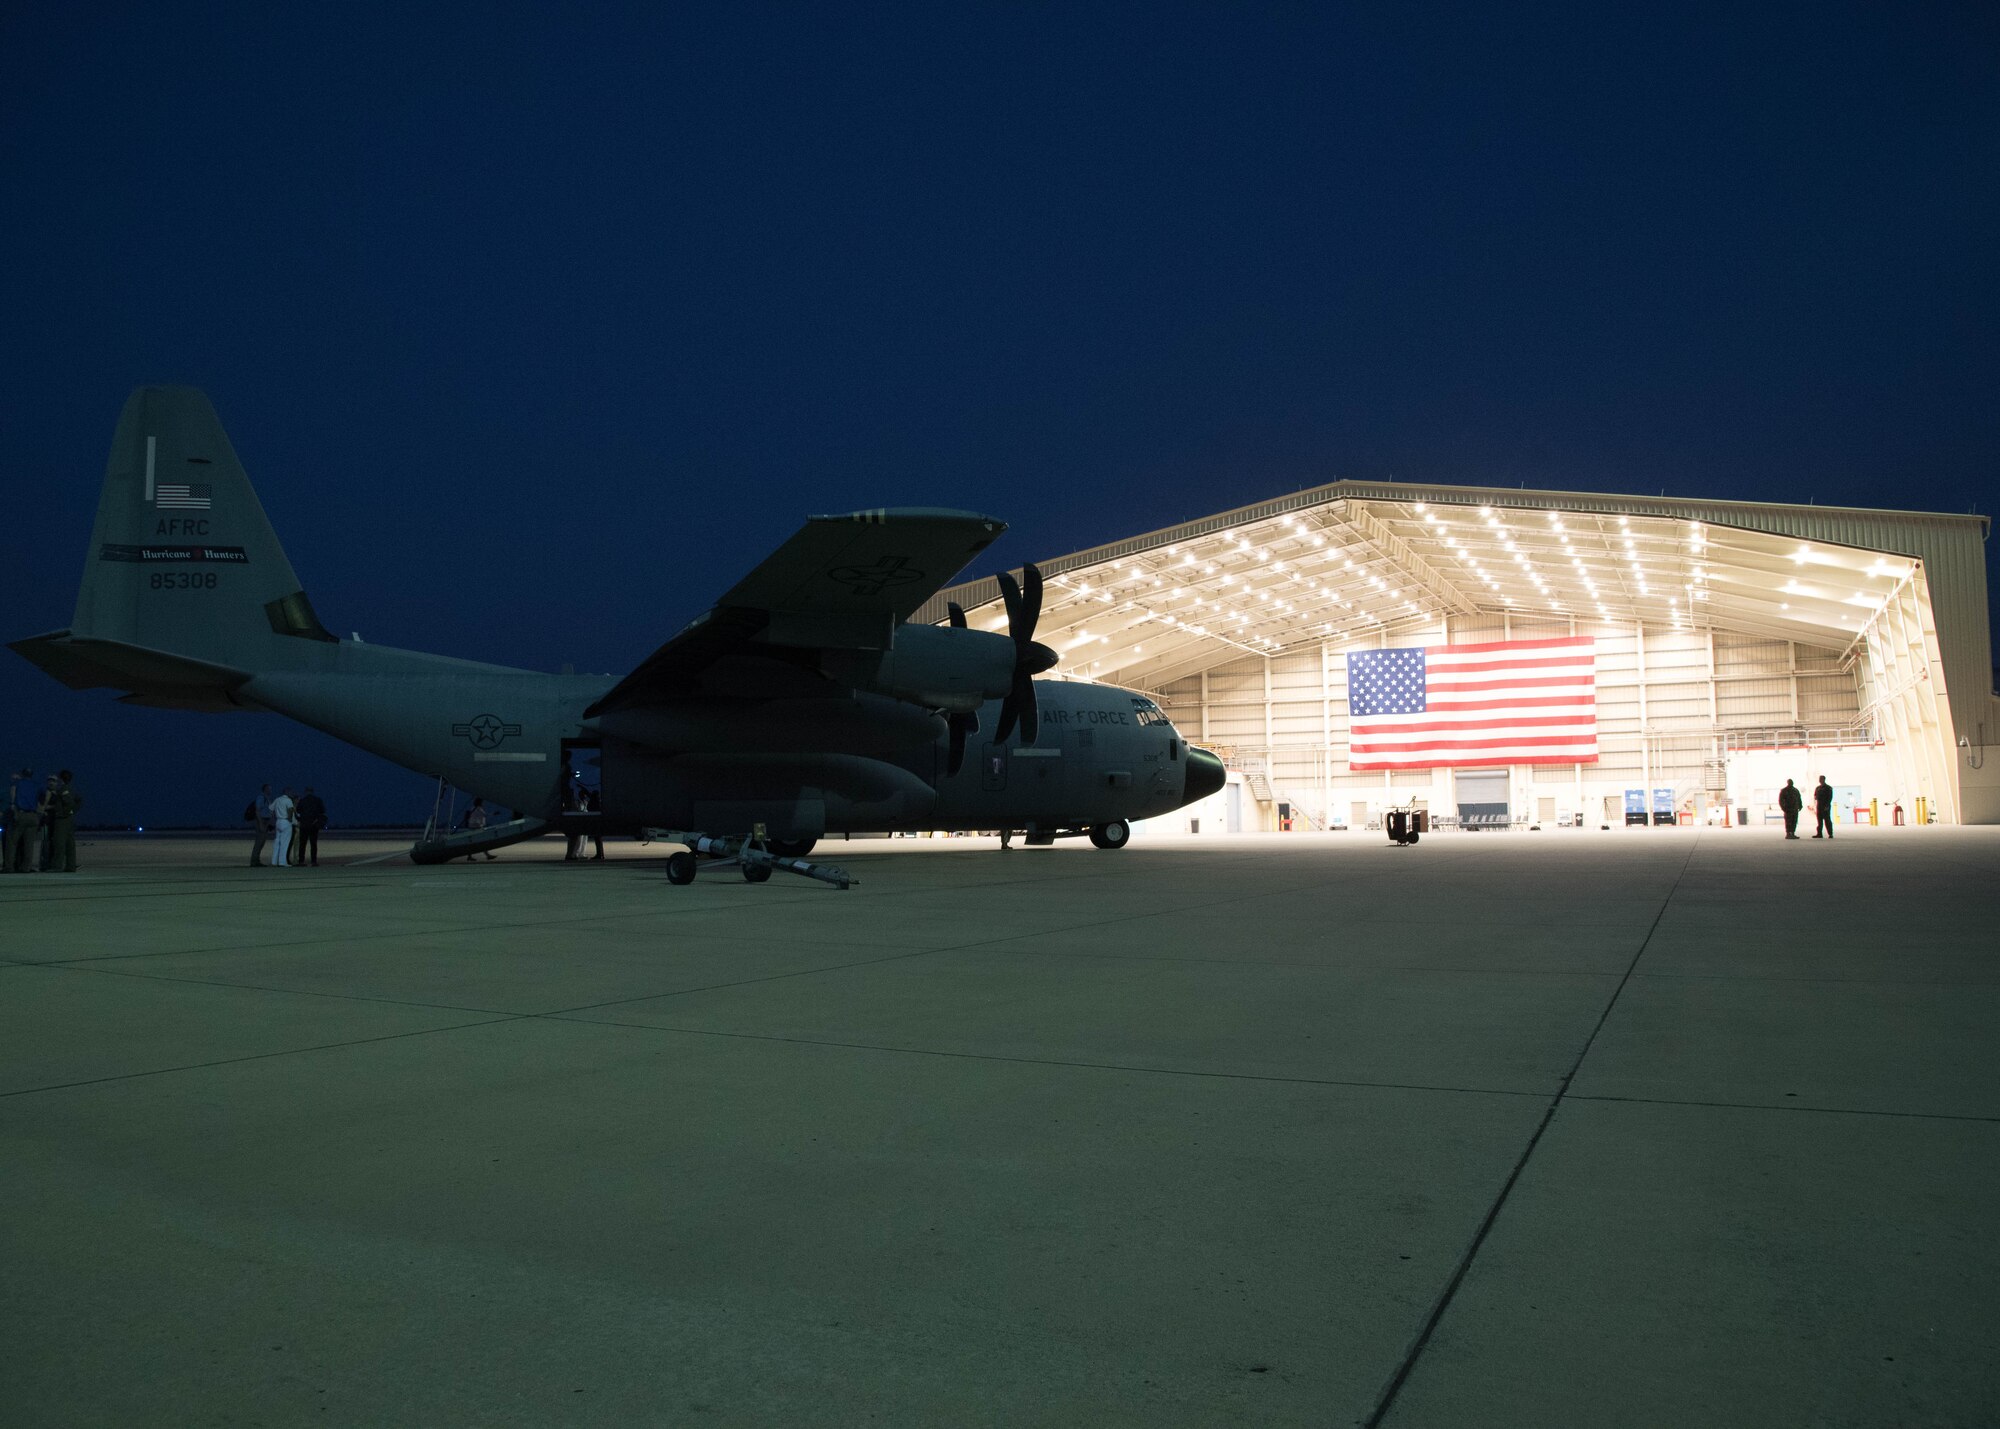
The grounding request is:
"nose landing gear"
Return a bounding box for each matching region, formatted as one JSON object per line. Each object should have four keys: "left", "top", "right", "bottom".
{"left": 1087, "top": 819, "right": 1131, "bottom": 850}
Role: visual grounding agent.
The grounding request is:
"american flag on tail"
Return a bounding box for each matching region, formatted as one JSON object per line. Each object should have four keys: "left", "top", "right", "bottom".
{"left": 155, "top": 482, "right": 212, "bottom": 510}
{"left": 1346, "top": 637, "right": 1598, "bottom": 770}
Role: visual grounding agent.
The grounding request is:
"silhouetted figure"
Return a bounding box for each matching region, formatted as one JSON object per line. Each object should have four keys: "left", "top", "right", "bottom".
{"left": 1812, "top": 776, "right": 1835, "bottom": 839}
{"left": 296, "top": 787, "right": 327, "bottom": 866}
{"left": 35, "top": 775, "right": 60, "bottom": 870}
{"left": 1778, "top": 779, "right": 1803, "bottom": 840}
{"left": 46, "top": 770, "right": 81, "bottom": 872}
{"left": 3, "top": 770, "right": 37, "bottom": 874}
{"left": 250, "top": 784, "right": 273, "bottom": 867}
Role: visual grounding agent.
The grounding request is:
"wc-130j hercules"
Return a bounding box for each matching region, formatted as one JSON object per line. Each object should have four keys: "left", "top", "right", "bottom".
{"left": 13, "top": 388, "right": 1225, "bottom": 881}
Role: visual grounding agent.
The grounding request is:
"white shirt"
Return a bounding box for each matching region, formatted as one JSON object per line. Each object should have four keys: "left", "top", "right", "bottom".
{"left": 271, "top": 794, "right": 296, "bottom": 823}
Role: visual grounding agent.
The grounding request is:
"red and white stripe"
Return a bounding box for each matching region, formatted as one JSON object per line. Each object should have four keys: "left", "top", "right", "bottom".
{"left": 1350, "top": 636, "right": 1597, "bottom": 770}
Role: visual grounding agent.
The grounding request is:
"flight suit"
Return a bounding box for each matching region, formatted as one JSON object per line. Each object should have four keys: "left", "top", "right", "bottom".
{"left": 46, "top": 785, "right": 80, "bottom": 872}
{"left": 2, "top": 790, "right": 37, "bottom": 872}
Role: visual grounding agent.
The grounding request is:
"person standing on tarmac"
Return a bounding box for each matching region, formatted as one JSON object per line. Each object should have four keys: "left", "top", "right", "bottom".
{"left": 3, "top": 770, "right": 38, "bottom": 873}
{"left": 1812, "top": 776, "right": 1835, "bottom": 839}
{"left": 36, "top": 775, "right": 61, "bottom": 870}
{"left": 295, "top": 787, "right": 327, "bottom": 866}
{"left": 582, "top": 788, "right": 605, "bottom": 860}
{"left": 38, "top": 771, "right": 81, "bottom": 873}
{"left": 250, "top": 784, "right": 274, "bottom": 867}
{"left": 269, "top": 787, "right": 297, "bottom": 868}
{"left": 1778, "top": 779, "right": 1804, "bottom": 839}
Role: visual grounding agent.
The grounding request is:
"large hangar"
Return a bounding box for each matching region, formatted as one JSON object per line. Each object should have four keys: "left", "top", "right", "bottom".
{"left": 923, "top": 483, "right": 2000, "bottom": 828}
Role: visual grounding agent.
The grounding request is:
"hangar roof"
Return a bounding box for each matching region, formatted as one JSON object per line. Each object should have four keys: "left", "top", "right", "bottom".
{"left": 920, "top": 482, "right": 1992, "bottom": 708}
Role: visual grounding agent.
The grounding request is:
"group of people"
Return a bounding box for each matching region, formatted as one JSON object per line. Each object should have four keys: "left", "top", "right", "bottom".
{"left": 249, "top": 784, "right": 329, "bottom": 867}
{"left": 2, "top": 769, "right": 83, "bottom": 873}
{"left": 1776, "top": 775, "right": 1838, "bottom": 840}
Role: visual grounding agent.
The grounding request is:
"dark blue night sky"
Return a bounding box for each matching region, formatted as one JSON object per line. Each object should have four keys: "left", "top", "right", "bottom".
{"left": 4, "top": 3, "right": 1995, "bottom": 825}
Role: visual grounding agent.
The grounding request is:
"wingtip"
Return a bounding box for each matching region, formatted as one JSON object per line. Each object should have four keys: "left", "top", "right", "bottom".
{"left": 812, "top": 508, "right": 1007, "bottom": 532}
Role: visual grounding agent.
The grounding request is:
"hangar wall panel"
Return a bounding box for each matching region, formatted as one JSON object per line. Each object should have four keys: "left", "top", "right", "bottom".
{"left": 1157, "top": 619, "right": 1874, "bottom": 829}
{"left": 933, "top": 480, "right": 1994, "bottom": 818}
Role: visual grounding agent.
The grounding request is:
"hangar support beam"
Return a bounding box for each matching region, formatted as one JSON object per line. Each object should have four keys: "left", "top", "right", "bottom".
{"left": 1337, "top": 505, "right": 1479, "bottom": 617}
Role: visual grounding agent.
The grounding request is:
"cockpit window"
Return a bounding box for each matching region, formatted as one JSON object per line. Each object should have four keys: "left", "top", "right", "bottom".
{"left": 1129, "top": 696, "right": 1174, "bottom": 728}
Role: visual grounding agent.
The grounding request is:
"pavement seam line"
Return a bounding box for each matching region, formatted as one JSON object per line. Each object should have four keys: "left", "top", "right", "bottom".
{"left": 11, "top": 858, "right": 1208, "bottom": 968}
{"left": 1362, "top": 829, "right": 1705, "bottom": 1429}
{"left": 0, "top": 1015, "right": 522, "bottom": 1100}
{"left": 535, "top": 1013, "right": 1554, "bottom": 1098}
{"left": 13, "top": 867, "right": 1346, "bottom": 1028}
{"left": 524, "top": 871, "right": 1377, "bottom": 1017}
{"left": 1563, "top": 1091, "right": 2000, "bottom": 1124}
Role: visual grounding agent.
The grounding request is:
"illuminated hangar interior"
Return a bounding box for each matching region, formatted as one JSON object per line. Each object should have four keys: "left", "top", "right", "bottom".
{"left": 922, "top": 483, "right": 1999, "bottom": 828}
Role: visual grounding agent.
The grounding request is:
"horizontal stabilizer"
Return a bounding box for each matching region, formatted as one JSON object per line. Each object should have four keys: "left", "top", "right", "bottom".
{"left": 10, "top": 630, "right": 252, "bottom": 700}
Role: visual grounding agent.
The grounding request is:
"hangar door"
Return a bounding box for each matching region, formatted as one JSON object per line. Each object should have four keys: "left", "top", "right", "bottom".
{"left": 1455, "top": 768, "right": 1509, "bottom": 827}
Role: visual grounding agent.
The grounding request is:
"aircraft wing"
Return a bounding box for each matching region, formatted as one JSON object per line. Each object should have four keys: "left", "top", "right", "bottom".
{"left": 586, "top": 508, "right": 1006, "bottom": 716}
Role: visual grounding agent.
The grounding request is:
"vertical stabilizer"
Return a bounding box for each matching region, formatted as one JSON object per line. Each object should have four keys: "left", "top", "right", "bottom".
{"left": 70, "top": 387, "right": 333, "bottom": 671}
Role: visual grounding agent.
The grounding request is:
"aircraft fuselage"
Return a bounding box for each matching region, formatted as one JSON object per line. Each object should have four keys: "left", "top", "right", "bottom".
{"left": 238, "top": 644, "right": 1218, "bottom": 840}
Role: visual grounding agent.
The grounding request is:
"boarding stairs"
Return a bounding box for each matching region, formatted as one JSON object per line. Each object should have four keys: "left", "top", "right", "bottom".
{"left": 410, "top": 816, "right": 551, "bottom": 864}
{"left": 1225, "top": 753, "right": 1327, "bottom": 831}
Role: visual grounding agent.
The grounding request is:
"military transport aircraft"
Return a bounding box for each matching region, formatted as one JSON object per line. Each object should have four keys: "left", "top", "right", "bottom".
{"left": 13, "top": 388, "right": 1225, "bottom": 884}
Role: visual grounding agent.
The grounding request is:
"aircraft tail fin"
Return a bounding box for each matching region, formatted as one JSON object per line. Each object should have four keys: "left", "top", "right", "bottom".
{"left": 45, "top": 387, "right": 335, "bottom": 696}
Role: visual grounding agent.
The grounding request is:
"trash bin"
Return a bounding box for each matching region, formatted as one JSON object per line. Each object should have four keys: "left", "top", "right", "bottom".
{"left": 1736, "top": 809, "right": 1749, "bottom": 826}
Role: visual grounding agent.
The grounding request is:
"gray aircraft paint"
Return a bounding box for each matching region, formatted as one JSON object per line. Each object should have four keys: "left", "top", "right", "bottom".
{"left": 14, "top": 388, "right": 1225, "bottom": 840}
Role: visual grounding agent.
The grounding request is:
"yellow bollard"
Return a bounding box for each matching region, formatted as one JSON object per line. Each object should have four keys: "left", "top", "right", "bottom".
{"left": 1869, "top": 797, "right": 1878, "bottom": 827}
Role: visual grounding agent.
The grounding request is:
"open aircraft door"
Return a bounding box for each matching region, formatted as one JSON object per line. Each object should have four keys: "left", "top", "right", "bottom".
{"left": 561, "top": 737, "right": 602, "bottom": 825}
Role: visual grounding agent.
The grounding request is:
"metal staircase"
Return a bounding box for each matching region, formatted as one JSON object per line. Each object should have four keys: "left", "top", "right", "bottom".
{"left": 410, "top": 816, "right": 551, "bottom": 864}
{"left": 1224, "top": 753, "right": 1326, "bottom": 830}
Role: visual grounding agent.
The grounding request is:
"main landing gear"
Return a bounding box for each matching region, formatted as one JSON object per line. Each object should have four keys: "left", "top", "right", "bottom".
{"left": 645, "top": 830, "right": 856, "bottom": 890}
{"left": 1014, "top": 821, "right": 1133, "bottom": 849}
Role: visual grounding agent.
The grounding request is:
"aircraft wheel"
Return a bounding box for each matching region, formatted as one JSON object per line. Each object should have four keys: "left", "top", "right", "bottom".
{"left": 743, "top": 862, "right": 773, "bottom": 883}
{"left": 1088, "top": 820, "right": 1131, "bottom": 850}
{"left": 770, "top": 837, "right": 816, "bottom": 859}
{"left": 665, "top": 851, "right": 697, "bottom": 885}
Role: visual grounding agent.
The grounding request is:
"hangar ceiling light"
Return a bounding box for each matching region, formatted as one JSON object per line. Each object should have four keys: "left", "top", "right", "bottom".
{"left": 933, "top": 485, "right": 1935, "bottom": 694}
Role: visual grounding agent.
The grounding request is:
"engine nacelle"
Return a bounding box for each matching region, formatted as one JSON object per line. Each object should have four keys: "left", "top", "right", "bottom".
{"left": 825, "top": 623, "right": 1015, "bottom": 714}
{"left": 596, "top": 692, "right": 943, "bottom": 755}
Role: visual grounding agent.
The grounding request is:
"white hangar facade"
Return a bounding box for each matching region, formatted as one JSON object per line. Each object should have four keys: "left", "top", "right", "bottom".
{"left": 923, "top": 483, "right": 2000, "bottom": 829}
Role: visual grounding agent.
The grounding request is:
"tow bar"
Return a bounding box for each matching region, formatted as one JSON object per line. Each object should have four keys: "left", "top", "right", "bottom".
{"left": 640, "top": 829, "right": 857, "bottom": 890}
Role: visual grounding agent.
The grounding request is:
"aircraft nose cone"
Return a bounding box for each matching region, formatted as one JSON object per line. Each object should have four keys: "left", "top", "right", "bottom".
{"left": 1183, "top": 746, "right": 1225, "bottom": 804}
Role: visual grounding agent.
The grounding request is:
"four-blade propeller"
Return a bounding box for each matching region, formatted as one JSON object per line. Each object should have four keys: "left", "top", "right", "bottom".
{"left": 943, "top": 601, "right": 979, "bottom": 776}
{"left": 992, "top": 563, "right": 1059, "bottom": 747}
{"left": 940, "top": 564, "right": 1059, "bottom": 776}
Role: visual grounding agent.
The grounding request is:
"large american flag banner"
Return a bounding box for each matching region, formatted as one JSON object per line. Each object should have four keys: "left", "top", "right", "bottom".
{"left": 1346, "top": 637, "right": 1598, "bottom": 770}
